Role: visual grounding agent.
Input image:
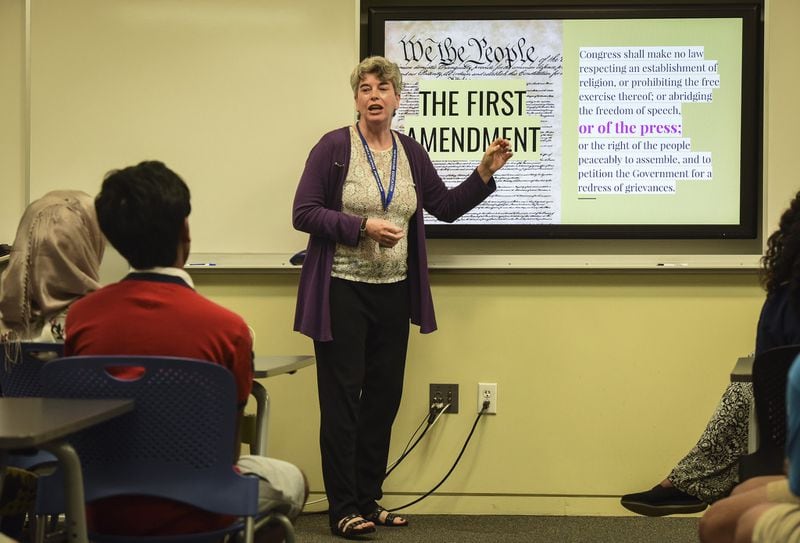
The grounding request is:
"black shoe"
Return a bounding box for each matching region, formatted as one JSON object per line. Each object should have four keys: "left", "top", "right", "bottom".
{"left": 620, "top": 485, "right": 707, "bottom": 516}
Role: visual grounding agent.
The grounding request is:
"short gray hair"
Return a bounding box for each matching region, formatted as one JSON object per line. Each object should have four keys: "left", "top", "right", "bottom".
{"left": 350, "top": 56, "right": 403, "bottom": 96}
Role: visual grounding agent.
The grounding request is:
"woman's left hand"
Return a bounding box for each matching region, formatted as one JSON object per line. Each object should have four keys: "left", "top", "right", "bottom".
{"left": 477, "top": 138, "right": 513, "bottom": 183}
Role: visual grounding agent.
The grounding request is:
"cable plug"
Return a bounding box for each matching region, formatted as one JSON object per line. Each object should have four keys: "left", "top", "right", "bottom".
{"left": 428, "top": 403, "right": 439, "bottom": 424}
{"left": 482, "top": 399, "right": 490, "bottom": 412}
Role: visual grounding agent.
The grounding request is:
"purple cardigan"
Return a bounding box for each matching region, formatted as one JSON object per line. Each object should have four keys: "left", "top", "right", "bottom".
{"left": 292, "top": 127, "right": 496, "bottom": 342}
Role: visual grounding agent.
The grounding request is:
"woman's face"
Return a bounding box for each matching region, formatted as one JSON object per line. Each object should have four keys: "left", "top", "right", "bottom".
{"left": 355, "top": 73, "right": 400, "bottom": 126}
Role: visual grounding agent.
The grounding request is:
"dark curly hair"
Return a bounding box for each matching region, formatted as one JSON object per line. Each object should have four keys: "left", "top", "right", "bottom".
{"left": 761, "top": 191, "right": 800, "bottom": 304}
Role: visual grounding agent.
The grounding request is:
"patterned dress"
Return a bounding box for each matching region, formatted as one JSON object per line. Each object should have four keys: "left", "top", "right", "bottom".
{"left": 669, "top": 382, "right": 753, "bottom": 502}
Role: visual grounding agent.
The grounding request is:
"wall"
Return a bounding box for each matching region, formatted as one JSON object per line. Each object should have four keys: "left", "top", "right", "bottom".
{"left": 196, "top": 270, "right": 762, "bottom": 514}
{"left": 0, "top": 0, "right": 25, "bottom": 240}
{"left": 5, "top": 0, "right": 798, "bottom": 516}
{"left": 25, "top": 0, "right": 357, "bottom": 255}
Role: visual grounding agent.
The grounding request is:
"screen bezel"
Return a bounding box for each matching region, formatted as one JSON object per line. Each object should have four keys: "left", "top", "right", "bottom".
{"left": 361, "top": 0, "right": 763, "bottom": 240}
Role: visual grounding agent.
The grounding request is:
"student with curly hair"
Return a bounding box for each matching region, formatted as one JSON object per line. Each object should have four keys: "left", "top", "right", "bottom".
{"left": 622, "top": 191, "right": 800, "bottom": 517}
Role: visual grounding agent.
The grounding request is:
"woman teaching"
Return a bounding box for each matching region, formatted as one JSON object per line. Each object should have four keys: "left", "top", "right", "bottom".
{"left": 292, "top": 56, "right": 512, "bottom": 539}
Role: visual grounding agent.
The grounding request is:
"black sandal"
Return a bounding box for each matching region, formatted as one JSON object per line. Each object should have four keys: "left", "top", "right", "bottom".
{"left": 365, "top": 506, "right": 408, "bottom": 527}
{"left": 331, "top": 514, "right": 376, "bottom": 539}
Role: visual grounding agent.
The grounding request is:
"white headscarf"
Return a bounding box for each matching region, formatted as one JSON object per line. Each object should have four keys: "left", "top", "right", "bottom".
{"left": 0, "top": 190, "right": 105, "bottom": 339}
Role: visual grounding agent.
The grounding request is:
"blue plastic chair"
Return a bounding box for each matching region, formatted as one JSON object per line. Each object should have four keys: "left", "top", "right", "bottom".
{"left": 37, "top": 356, "right": 295, "bottom": 543}
{"left": 0, "top": 342, "right": 63, "bottom": 397}
{"left": 0, "top": 342, "right": 61, "bottom": 470}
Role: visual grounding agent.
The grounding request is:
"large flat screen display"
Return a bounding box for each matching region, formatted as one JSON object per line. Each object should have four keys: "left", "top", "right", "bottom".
{"left": 362, "top": 0, "right": 763, "bottom": 239}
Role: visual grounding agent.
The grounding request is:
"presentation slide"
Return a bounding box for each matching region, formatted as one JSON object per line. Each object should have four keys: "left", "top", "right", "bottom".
{"left": 383, "top": 17, "right": 747, "bottom": 234}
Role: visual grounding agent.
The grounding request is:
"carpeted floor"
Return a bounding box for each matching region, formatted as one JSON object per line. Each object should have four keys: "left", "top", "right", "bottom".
{"left": 292, "top": 513, "right": 700, "bottom": 542}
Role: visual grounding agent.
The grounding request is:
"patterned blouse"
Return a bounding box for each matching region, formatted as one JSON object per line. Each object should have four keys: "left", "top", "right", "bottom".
{"left": 331, "top": 126, "right": 418, "bottom": 284}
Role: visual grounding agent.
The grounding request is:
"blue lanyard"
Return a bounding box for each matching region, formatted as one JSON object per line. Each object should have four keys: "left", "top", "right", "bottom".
{"left": 355, "top": 124, "right": 397, "bottom": 212}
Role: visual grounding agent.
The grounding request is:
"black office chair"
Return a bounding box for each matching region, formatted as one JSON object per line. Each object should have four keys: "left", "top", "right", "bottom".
{"left": 737, "top": 345, "right": 800, "bottom": 482}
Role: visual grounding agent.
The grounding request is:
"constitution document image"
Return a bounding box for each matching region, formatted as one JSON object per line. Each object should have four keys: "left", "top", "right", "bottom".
{"left": 386, "top": 19, "right": 564, "bottom": 225}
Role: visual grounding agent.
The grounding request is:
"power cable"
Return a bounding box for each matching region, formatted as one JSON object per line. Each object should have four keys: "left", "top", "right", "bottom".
{"left": 388, "top": 401, "right": 489, "bottom": 512}
{"left": 303, "top": 402, "right": 450, "bottom": 509}
{"left": 385, "top": 409, "right": 432, "bottom": 473}
{"left": 385, "top": 402, "right": 449, "bottom": 479}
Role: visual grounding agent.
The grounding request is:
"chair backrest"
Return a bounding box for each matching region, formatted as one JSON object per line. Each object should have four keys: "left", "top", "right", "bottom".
{"left": 0, "top": 342, "right": 63, "bottom": 396}
{"left": 37, "top": 356, "right": 259, "bottom": 519}
{"left": 751, "top": 344, "right": 800, "bottom": 450}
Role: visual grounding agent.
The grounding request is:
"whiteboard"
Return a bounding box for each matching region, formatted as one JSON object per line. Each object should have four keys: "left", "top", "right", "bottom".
{"left": 28, "top": 0, "right": 358, "bottom": 255}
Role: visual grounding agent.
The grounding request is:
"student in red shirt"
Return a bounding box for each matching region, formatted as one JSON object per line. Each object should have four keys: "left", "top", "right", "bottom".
{"left": 66, "top": 161, "right": 306, "bottom": 542}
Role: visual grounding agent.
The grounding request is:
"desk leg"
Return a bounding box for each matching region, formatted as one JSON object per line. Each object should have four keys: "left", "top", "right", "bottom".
{"left": 748, "top": 400, "right": 758, "bottom": 453}
{"left": 0, "top": 450, "right": 8, "bottom": 508}
{"left": 43, "top": 441, "right": 88, "bottom": 543}
{"left": 251, "top": 381, "right": 270, "bottom": 456}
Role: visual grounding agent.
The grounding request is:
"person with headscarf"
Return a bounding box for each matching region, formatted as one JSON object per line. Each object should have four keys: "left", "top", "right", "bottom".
{"left": 0, "top": 190, "right": 105, "bottom": 349}
{"left": 0, "top": 189, "right": 104, "bottom": 538}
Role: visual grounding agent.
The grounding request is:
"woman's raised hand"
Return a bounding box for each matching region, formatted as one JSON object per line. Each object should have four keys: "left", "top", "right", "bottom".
{"left": 477, "top": 138, "right": 513, "bottom": 183}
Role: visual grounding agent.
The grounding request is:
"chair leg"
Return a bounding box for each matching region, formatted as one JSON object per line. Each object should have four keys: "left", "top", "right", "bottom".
{"left": 276, "top": 514, "right": 295, "bottom": 543}
{"left": 244, "top": 516, "right": 254, "bottom": 543}
{"left": 33, "top": 514, "right": 47, "bottom": 543}
{"left": 253, "top": 512, "right": 294, "bottom": 543}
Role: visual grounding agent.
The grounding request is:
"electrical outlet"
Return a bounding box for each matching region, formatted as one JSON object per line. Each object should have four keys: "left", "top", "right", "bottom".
{"left": 429, "top": 383, "right": 458, "bottom": 414}
{"left": 478, "top": 382, "right": 497, "bottom": 414}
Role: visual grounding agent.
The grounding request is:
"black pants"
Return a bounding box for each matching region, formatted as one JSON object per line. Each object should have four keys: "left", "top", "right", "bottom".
{"left": 314, "top": 278, "right": 410, "bottom": 526}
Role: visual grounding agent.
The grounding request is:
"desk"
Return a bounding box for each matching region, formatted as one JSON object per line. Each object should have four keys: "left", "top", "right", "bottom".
{"left": 731, "top": 356, "right": 754, "bottom": 383}
{"left": 0, "top": 398, "right": 133, "bottom": 543}
{"left": 249, "top": 355, "right": 314, "bottom": 455}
